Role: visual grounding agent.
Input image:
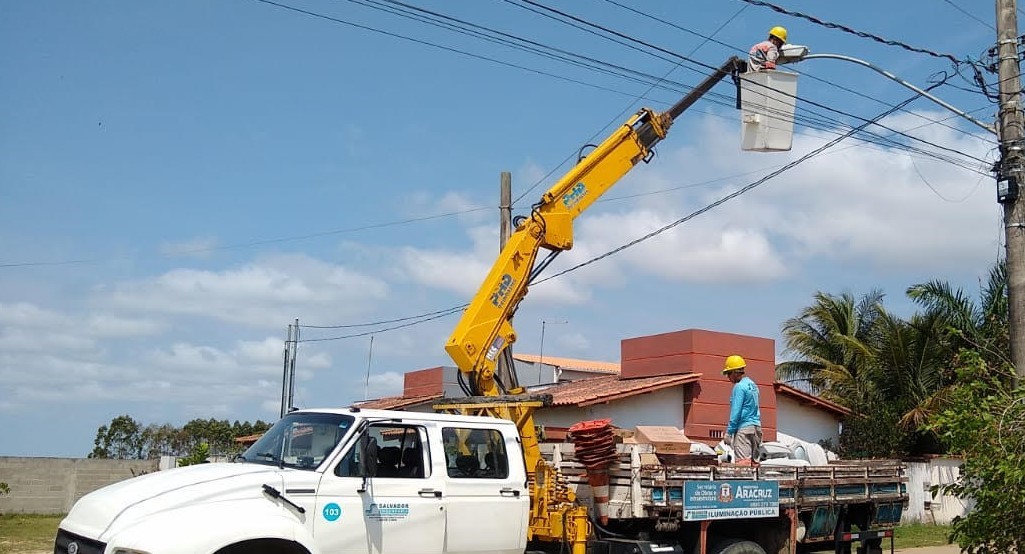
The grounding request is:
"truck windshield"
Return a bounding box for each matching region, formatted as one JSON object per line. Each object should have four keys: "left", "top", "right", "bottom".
{"left": 239, "top": 412, "right": 355, "bottom": 470}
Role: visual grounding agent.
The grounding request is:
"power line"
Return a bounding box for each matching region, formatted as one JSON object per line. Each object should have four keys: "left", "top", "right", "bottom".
{"left": 940, "top": 0, "right": 995, "bottom": 30}
{"left": 297, "top": 0, "right": 994, "bottom": 173}
{"left": 602, "top": 0, "right": 990, "bottom": 142}
{"left": 503, "top": 0, "right": 992, "bottom": 169}
{"left": 536, "top": 89, "right": 936, "bottom": 285}
{"left": 0, "top": 206, "right": 489, "bottom": 269}
{"left": 301, "top": 304, "right": 467, "bottom": 328}
{"left": 9, "top": 1, "right": 991, "bottom": 269}
{"left": 263, "top": 0, "right": 976, "bottom": 204}
{"left": 736, "top": 0, "right": 971, "bottom": 64}
{"left": 302, "top": 89, "right": 965, "bottom": 339}
{"left": 250, "top": 0, "right": 645, "bottom": 97}
{"left": 298, "top": 304, "right": 465, "bottom": 342}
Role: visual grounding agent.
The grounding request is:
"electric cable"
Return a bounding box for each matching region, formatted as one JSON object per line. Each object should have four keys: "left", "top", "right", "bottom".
{"left": 736, "top": 0, "right": 971, "bottom": 64}
{"left": 533, "top": 89, "right": 939, "bottom": 286}
{"left": 301, "top": 305, "right": 469, "bottom": 328}
{"left": 503, "top": 0, "right": 992, "bottom": 170}
{"left": 940, "top": 0, "right": 995, "bottom": 30}
{"left": 301, "top": 88, "right": 970, "bottom": 339}
{"left": 601, "top": 0, "right": 990, "bottom": 142}
{"left": 298, "top": 304, "right": 465, "bottom": 342}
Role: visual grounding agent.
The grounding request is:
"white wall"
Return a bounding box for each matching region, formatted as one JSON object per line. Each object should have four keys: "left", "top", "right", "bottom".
{"left": 534, "top": 387, "right": 685, "bottom": 430}
{"left": 775, "top": 395, "right": 841, "bottom": 446}
{"left": 904, "top": 458, "right": 970, "bottom": 525}
{"left": 439, "top": 363, "right": 557, "bottom": 397}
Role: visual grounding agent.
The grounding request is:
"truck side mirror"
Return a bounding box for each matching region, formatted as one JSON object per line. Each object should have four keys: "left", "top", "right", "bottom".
{"left": 358, "top": 435, "right": 379, "bottom": 492}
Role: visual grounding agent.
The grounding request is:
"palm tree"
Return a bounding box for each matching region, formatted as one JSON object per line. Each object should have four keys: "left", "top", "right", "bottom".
{"left": 872, "top": 309, "right": 949, "bottom": 430}
{"left": 777, "top": 290, "right": 886, "bottom": 407}
{"left": 890, "top": 261, "right": 1011, "bottom": 431}
{"left": 906, "top": 261, "right": 1009, "bottom": 370}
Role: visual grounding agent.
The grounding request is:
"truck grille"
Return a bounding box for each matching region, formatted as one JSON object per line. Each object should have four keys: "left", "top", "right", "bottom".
{"left": 54, "top": 529, "right": 106, "bottom": 554}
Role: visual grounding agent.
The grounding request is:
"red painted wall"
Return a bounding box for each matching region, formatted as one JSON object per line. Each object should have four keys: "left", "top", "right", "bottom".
{"left": 403, "top": 366, "right": 444, "bottom": 397}
{"left": 620, "top": 329, "right": 777, "bottom": 443}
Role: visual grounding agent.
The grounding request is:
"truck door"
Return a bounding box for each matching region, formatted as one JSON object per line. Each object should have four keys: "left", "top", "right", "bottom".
{"left": 439, "top": 425, "right": 528, "bottom": 554}
{"left": 315, "top": 423, "right": 445, "bottom": 554}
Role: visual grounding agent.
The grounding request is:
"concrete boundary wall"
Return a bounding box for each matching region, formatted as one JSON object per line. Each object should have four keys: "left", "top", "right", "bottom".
{"left": 903, "top": 457, "right": 969, "bottom": 525}
{"left": 0, "top": 457, "right": 159, "bottom": 514}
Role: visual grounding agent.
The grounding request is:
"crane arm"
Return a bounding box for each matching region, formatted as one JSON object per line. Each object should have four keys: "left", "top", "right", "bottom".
{"left": 444, "top": 57, "right": 745, "bottom": 396}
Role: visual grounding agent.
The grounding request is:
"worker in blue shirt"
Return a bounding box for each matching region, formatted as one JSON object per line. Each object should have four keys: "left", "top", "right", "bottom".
{"left": 723, "top": 355, "right": 762, "bottom": 465}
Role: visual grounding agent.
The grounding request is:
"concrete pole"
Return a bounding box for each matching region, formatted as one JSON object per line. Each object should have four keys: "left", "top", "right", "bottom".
{"left": 500, "top": 171, "right": 512, "bottom": 250}
{"left": 495, "top": 171, "right": 519, "bottom": 391}
{"left": 996, "top": 0, "right": 1025, "bottom": 385}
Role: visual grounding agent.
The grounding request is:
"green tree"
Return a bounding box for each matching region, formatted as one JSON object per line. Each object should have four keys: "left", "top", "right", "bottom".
{"left": 0, "top": 482, "right": 9, "bottom": 496}
{"left": 893, "top": 261, "right": 1010, "bottom": 436}
{"left": 141, "top": 423, "right": 189, "bottom": 458}
{"left": 907, "top": 262, "right": 1009, "bottom": 369}
{"left": 777, "top": 290, "right": 885, "bottom": 406}
{"left": 182, "top": 418, "right": 235, "bottom": 455}
{"left": 928, "top": 350, "right": 1024, "bottom": 553}
{"left": 177, "top": 442, "right": 211, "bottom": 467}
{"left": 89, "top": 415, "right": 144, "bottom": 459}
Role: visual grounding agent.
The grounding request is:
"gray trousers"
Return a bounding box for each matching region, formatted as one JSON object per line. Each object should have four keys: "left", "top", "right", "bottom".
{"left": 732, "top": 425, "right": 763, "bottom": 461}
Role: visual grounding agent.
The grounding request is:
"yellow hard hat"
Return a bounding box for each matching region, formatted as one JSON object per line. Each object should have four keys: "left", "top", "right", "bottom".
{"left": 769, "top": 26, "right": 788, "bottom": 42}
{"left": 723, "top": 355, "right": 747, "bottom": 374}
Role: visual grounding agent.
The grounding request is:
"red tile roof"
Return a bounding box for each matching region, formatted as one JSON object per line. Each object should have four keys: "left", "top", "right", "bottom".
{"left": 513, "top": 353, "right": 620, "bottom": 374}
{"left": 355, "top": 393, "right": 443, "bottom": 410}
{"left": 773, "top": 383, "right": 851, "bottom": 417}
{"left": 540, "top": 372, "right": 700, "bottom": 407}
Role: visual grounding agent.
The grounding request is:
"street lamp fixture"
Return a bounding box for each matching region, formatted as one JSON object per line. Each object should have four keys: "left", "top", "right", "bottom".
{"left": 777, "top": 45, "right": 996, "bottom": 135}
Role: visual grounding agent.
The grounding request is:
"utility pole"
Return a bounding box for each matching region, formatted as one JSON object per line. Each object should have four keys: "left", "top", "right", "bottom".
{"left": 500, "top": 171, "right": 512, "bottom": 250}
{"left": 495, "top": 171, "right": 520, "bottom": 391}
{"left": 996, "top": 0, "right": 1025, "bottom": 386}
{"left": 280, "top": 318, "right": 300, "bottom": 417}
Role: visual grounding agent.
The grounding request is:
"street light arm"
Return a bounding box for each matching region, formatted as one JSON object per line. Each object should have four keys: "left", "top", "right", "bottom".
{"left": 800, "top": 53, "right": 996, "bottom": 135}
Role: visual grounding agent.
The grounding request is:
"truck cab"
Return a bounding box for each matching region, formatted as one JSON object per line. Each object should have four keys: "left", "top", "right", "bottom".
{"left": 54, "top": 408, "right": 529, "bottom": 554}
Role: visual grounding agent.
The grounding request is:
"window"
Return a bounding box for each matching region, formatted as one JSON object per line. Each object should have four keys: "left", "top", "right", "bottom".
{"left": 441, "top": 427, "right": 509, "bottom": 479}
{"left": 336, "top": 424, "right": 428, "bottom": 479}
{"left": 240, "top": 412, "right": 353, "bottom": 470}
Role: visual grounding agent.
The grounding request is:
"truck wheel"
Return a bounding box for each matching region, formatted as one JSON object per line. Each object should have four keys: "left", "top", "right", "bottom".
{"left": 710, "top": 539, "right": 767, "bottom": 554}
{"left": 215, "top": 539, "right": 309, "bottom": 554}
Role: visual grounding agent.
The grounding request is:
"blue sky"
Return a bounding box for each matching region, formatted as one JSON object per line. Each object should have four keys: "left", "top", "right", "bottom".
{"left": 0, "top": 0, "right": 1004, "bottom": 456}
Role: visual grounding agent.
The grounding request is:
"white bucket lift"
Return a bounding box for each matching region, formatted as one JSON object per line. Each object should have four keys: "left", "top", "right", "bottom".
{"left": 740, "top": 70, "right": 798, "bottom": 152}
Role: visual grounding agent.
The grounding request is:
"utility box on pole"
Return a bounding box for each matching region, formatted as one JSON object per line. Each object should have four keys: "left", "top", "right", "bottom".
{"left": 740, "top": 70, "right": 798, "bottom": 152}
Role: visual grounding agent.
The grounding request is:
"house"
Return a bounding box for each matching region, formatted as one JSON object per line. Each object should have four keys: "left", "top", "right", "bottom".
{"left": 356, "top": 329, "right": 848, "bottom": 447}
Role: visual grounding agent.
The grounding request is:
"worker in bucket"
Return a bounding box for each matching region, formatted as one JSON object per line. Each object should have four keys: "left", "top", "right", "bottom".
{"left": 723, "top": 355, "right": 763, "bottom": 466}
{"left": 748, "top": 26, "right": 788, "bottom": 71}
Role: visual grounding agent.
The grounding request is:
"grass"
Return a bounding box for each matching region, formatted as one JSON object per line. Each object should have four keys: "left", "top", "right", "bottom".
{"left": 0, "top": 514, "right": 63, "bottom": 554}
{"left": 0, "top": 513, "right": 952, "bottom": 553}
{"left": 894, "top": 523, "right": 954, "bottom": 549}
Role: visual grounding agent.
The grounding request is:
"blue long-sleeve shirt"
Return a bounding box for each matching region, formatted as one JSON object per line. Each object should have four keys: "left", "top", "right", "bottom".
{"left": 727, "top": 376, "right": 761, "bottom": 435}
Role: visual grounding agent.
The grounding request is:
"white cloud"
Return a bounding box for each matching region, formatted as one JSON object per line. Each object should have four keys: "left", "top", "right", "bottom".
{"left": 0, "top": 302, "right": 69, "bottom": 328}
{"left": 363, "top": 371, "right": 404, "bottom": 400}
{"left": 626, "top": 111, "right": 998, "bottom": 275}
{"left": 159, "top": 236, "right": 219, "bottom": 259}
{"left": 85, "top": 314, "right": 166, "bottom": 337}
{"left": 101, "top": 253, "right": 389, "bottom": 328}
{"left": 569, "top": 209, "right": 788, "bottom": 283}
{"left": 399, "top": 111, "right": 996, "bottom": 299}
{"left": 399, "top": 225, "right": 590, "bottom": 304}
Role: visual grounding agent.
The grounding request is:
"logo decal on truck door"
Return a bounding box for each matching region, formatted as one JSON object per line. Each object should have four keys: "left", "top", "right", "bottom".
{"left": 366, "top": 502, "right": 410, "bottom": 521}
{"left": 323, "top": 502, "right": 342, "bottom": 521}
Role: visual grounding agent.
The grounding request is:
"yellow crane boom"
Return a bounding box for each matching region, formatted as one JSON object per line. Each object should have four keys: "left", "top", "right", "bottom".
{"left": 438, "top": 57, "right": 746, "bottom": 554}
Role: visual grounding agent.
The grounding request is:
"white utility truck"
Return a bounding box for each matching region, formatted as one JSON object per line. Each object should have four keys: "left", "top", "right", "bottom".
{"left": 54, "top": 406, "right": 906, "bottom": 554}
{"left": 55, "top": 408, "right": 532, "bottom": 554}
